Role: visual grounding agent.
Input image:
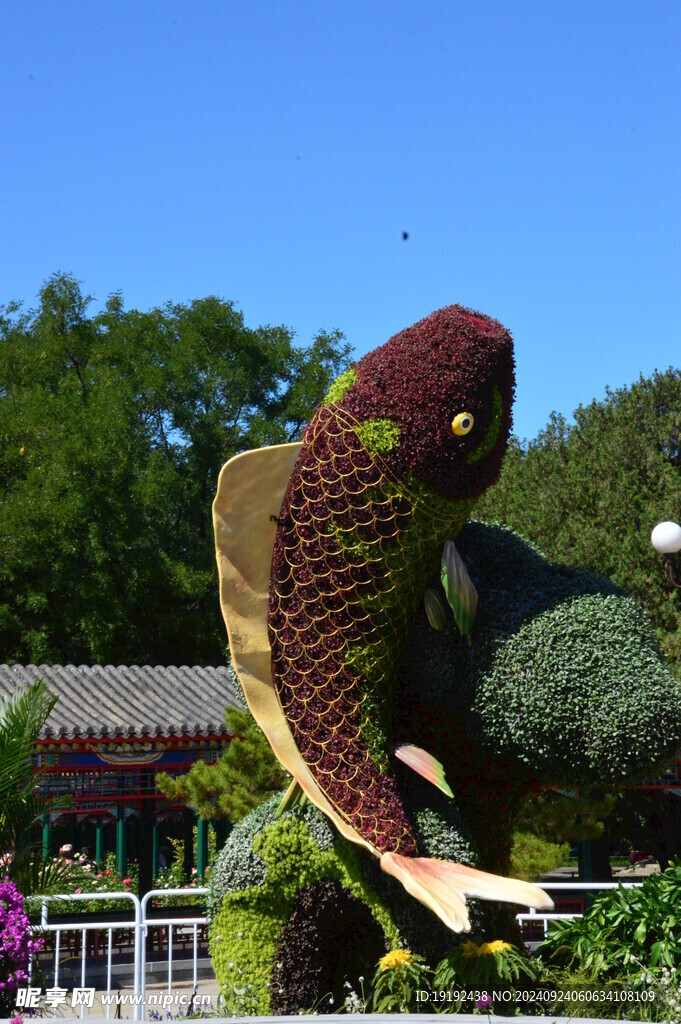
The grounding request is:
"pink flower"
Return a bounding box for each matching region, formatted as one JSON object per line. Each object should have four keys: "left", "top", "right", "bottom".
{"left": 122, "top": 877, "right": 132, "bottom": 885}
{"left": 105, "top": 868, "right": 111, "bottom": 875}
{"left": 75, "top": 888, "right": 82, "bottom": 894}
{"left": 97, "top": 873, "right": 102, "bottom": 878}
{"left": 10, "top": 1015, "right": 24, "bottom": 1024}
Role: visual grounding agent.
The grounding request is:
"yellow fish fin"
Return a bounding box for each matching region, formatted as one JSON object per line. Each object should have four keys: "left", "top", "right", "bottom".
{"left": 381, "top": 852, "right": 554, "bottom": 934}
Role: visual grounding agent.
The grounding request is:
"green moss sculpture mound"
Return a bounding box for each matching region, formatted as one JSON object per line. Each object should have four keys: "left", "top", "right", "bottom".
{"left": 209, "top": 523, "right": 681, "bottom": 1013}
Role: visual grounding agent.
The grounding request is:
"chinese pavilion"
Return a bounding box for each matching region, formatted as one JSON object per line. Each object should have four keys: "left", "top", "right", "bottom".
{"left": 0, "top": 664, "right": 239, "bottom": 893}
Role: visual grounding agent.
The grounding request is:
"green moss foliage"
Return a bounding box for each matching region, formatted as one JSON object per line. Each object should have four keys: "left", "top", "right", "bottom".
{"left": 206, "top": 793, "right": 335, "bottom": 920}
{"left": 208, "top": 797, "right": 399, "bottom": 1014}
{"left": 323, "top": 367, "right": 358, "bottom": 405}
{"left": 354, "top": 417, "right": 401, "bottom": 456}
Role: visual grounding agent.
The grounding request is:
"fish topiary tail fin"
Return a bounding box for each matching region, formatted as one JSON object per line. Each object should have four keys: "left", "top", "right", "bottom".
{"left": 380, "top": 852, "right": 554, "bottom": 933}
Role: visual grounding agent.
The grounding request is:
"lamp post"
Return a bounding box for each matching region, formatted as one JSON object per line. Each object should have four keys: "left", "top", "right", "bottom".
{"left": 651, "top": 521, "right": 681, "bottom": 589}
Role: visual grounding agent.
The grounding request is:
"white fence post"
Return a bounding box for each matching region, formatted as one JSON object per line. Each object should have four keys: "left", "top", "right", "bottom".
{"left": 138, "top": 888, "right": 209, "bottom": 1021}
{"left": 33, "top": 892, "right": 142, "bottom": 1019}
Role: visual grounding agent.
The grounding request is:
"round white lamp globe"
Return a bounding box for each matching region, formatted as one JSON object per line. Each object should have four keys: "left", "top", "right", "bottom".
{"left": 651, "top": 521, "right": 681, "bottom": 555}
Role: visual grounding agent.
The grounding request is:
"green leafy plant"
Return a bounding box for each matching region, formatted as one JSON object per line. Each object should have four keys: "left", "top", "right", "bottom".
{"left": 0, "top": 681, "right": 76, "bottom": 897}
{"left": 541, "top": 858, "right": 681, "bottom": 978}
{"left": 371, "top": 949, "right": 431, "bottom": 1013}
{"left": 510, "top": 831, "right": 570, "bottom": 880}
{"left": 433, "top": 939, "right": 539, "bottom": 1012}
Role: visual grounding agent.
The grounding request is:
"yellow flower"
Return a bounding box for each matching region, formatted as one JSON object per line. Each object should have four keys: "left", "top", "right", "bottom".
{"left": 19, "top": 447, "right": 25, "bottom": 456}
{"left": 478, "top": 940, "right": 513, "bottom": 955}
{"left": 461, "top": 940, "right": 480, "bottom": 959}
{"left": 379, "top": 948, "right": 414, "bottom": 972}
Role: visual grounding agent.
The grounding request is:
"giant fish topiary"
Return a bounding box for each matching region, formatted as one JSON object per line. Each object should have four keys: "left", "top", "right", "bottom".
{"left": 210, "top": 307, "right": 681, "bottom": 1012}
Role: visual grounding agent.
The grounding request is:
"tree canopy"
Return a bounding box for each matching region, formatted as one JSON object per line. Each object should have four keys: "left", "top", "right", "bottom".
{"left": 476, "top": 369, "right": 681, "bottom": 672}
{"left": 0, "top": 274, "right": 351, "bottom": 664}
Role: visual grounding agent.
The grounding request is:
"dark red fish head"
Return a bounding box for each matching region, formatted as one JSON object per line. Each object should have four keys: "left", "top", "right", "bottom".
{"left": 339, "top": 305, "right": 515, "bottom": 500}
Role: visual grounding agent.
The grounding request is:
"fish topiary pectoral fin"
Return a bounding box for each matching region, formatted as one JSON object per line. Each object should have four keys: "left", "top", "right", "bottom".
{"left": 441, "top": 539, "right": 478, "bottom": 641}
{"left": 423, "top": 586, "right": 448, "bottom": 631}
{"left": 276, "top": 779, "right": 309, "bottom": 817}
{"left": 394, "top": 743, "right": 454, "bottom": 798}
{"left": 380, "top": 852, "right": 554, "bottom": 934}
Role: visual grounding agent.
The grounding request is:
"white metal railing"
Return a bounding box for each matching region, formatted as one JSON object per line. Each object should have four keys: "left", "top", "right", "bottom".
{"left": 34, "top": 891, "right": 142, "bottom": 1019}
{"left": 517, "top": 880, "right": 644, "bottom": 939}
{"left": 31, "top": 887, "right": 209, "bottom": 1021}
{"left": 139, "top": 887, "right": 210, "bottom": 1017}
{"left": 28, "top": 880, "right": 644, "bottom": 1018}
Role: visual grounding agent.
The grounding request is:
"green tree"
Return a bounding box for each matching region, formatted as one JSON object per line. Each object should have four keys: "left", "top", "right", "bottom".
{"left": 517, "top": 791, "right": 617, "bottom": 847}
{"left": 510, "top": 831, "right": 570, "bottom": 881}
{"left": 157, "top": 707, "right": 287, "bottom": 822}
{"left": 0, "top": 274, "right": 351, "bottom": 664}
{"left": 477, "top": 369, "right": 681, "bottom": 671}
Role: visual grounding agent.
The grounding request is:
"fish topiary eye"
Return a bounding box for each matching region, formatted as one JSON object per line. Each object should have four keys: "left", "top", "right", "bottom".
{"left": 452, "top": 412, "right": 475, "bottom": 436}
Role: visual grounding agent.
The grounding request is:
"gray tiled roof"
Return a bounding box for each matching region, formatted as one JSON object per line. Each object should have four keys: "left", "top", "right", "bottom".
{"left": 0, "top": 665, "right": 241, "bottom": 741}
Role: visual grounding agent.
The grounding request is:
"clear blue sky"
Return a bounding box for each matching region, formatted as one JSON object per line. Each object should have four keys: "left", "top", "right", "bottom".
{"left": 3, "top": 0, "right": 680, "bottom": 441}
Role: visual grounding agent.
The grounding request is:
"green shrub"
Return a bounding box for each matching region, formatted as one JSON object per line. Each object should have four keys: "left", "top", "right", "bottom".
{"left": 541, "top": 858, "right": 681, "bottom": 977}
{"left": 403, "top": 522, "right": 681, "bottom": 787}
